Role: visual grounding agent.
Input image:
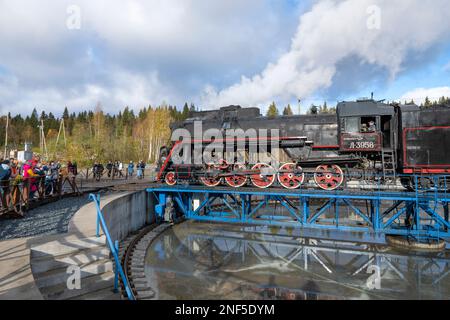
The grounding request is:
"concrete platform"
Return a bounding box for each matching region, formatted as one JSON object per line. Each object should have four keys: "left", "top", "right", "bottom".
{"left": 0, "top": 237, "right": 42, "bottom": 300}
{"left": 0, "top": 192, "right": 131, "bottom": 300}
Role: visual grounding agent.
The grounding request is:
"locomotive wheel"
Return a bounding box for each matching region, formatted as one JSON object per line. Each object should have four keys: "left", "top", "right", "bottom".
{"left": 199, "top": 165, "right": 222, "bottom": 187}
{"left": 250, "top": 163, "right": 276, "bottom": 189}
{"left": 165, "top": 172, "right": 177, "bottom": 186}
{"left": 225, "top": 164, "right": 248, "bottom": 188}
{"left": 277, "top": 163, "right": 304, "bottom": 189}
{"left": 314, "top": 164, "right": 344, "bottom": 191}
{"left": 218, "top": 159, "right": 230, "bottom": 170}
{"left": 200, "top": 177, "right": 222, "bottom": 187}
{"left": 200, "top": 176, "right": 222, "bottom": 187}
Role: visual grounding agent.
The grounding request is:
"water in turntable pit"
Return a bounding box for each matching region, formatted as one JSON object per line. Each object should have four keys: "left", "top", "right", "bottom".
{"left": 144, "top": 221, "right": 450, "bottom": 300}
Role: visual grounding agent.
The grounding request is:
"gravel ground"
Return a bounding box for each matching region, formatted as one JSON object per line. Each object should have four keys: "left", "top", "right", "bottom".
{"left": 0, "top": 196, "right": 92, "bottom": 241}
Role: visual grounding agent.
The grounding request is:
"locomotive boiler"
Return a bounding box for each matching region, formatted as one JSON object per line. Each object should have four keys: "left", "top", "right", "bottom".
{"left": 156, "top": 98, "right": 450, "bottom": 191}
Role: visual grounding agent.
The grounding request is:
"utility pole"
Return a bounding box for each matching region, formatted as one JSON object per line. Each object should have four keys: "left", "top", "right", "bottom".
{"left": 54, "top": 118, "right": 67, "bottom": 159}
{"left": 39, "top": 123, "right": 42, "bottom": 158}
{"left": 39, "top": 119, "right": 48, "bottom": 160}
{"left": 3, "top": 113, "right": 8, "bottom": 159}
{"left": 55, "top": 118, "right": 67, "bottom": 147}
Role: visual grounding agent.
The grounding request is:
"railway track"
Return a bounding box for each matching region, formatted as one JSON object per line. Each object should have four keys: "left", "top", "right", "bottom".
{"left": 109, "top": 179, "right": 394, "bottom": 192}
{"left": 107, "top": 184, "right": 371, "bottom": 217}
{"left": 107, "top": 182, "right": 449, "bottom": 217}
{"left": 92, "top": 170, "right": 449, "bottom": 196}
{"left": 118, "top": 223, "right": 171, "bottom": 300}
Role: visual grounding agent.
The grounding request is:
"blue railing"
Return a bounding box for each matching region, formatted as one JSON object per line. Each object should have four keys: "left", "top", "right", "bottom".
{"left": 89, "top": 193, "right": 135, "bottom": 300}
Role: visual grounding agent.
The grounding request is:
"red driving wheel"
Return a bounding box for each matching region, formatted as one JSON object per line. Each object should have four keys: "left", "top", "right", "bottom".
{"left": 200, "top": 165, "right": 222, "bottom": 187}
{"left": 218, "top": 159, "right": 230, "bottom": 170}
{"left": 277, "top": 163, "right": 304, "bottom": 189}
{"left": 314, "top": 164, "right": 344, "bottom": 190}
{"left": 250, "top": 163, "right": 276, "bottom": 189}
{"left": 225, "top": 164, "right": 248, "bottom": 188}
{"left": 165, "top": 172, "right": 177, "bottom": 186}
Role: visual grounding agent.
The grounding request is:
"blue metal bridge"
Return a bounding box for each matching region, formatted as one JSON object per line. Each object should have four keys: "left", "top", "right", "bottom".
{"left": 146, "top": 178, "right": 450, "bottom": 245}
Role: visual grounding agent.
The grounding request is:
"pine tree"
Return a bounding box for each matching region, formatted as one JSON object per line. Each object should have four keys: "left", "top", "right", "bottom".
{"left": 63, "top": 107, "right": 69, "bottom": 120}
{"left": 40, "top": 111, "right": 48, "bottom": 121}
{"left": 182, "top": 103, "right": 190, "bottom": 119}
{"left": 266, "top": 102, "right": 279, "bottom": 118}
{"left": 138, "top": 107, "right": 147, "bottom": 121}
{"left": 283, "top": 104, "right": 294, "bottom": 116}
{"left": 30, "top": 108, "right": 39, "bottom": 123}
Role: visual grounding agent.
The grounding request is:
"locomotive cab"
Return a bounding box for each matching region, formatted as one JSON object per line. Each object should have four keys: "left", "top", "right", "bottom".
{"left": 337, "top": 99, "right": 396, "bottom": 153}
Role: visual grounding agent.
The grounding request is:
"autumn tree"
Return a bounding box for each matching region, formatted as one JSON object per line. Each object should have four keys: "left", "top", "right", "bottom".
{"left": 423, "top": 96, "right": 431, "bottom": 108}
{"left": 283, "top": 104, "right": 294, "bottom": 116}
{"left": 266, "top": 102, "right": 279, "bottom": 118}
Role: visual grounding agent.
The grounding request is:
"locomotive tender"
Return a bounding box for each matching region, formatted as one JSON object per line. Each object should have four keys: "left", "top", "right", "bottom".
{"left": 156, "top": 98, "right": 450, "bottom": 191}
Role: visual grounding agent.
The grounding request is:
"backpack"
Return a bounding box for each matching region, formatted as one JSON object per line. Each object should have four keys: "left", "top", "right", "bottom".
{"left": 0, "top": 165, "right": 11, "bottom": 181}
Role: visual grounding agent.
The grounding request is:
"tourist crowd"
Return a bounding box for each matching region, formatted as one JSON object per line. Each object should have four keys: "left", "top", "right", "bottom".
{"left": 1, "top": 157, "right": 148, "bottom": 209}
{"left": 92, "top": 160, "right": 146, "bottom": 180}
{"left": 0, "top": 157, "right": 79, "bottom": 208}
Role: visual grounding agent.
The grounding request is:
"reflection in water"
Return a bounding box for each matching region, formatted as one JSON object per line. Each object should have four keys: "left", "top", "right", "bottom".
{"left": 144, "top": 221, "right": 450, "bottom": 300}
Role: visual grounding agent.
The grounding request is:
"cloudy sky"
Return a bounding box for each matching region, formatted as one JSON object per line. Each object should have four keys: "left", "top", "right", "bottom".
{"left": 0, "top": 0, "right": 449, "bottom": 116}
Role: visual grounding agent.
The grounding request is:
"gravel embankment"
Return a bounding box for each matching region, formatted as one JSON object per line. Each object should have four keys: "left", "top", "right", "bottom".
{"left": 0, "top": 196, "right": 92, "bottom": 241}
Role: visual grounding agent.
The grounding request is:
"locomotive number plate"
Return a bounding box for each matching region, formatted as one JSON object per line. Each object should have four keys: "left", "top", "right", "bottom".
{"left": 340, "top": 133, "right": 381, "bottom": 151}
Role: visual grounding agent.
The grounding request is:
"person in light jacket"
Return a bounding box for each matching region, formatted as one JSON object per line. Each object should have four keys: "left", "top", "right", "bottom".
{"left": 128, "top": 161, "right": 135, "bottom": 178}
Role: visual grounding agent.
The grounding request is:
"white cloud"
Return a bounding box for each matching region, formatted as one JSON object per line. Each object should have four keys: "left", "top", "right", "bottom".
{"left": 0, "top": 0, "right": 292, "bottom": 114}
{"left": 400, "top": 87, "right": 450, "bottom": 105}
{"left": 83, "top": 0, "right": 286, "bottom": 62}
{"left": 203, "top": 0, "right": 450, "bottom": 108}
{"left": 1, "top": 0, "right": 450, "bottom": 114}
{"left": 0, "top": 69, "right": 173, "bottom": 115}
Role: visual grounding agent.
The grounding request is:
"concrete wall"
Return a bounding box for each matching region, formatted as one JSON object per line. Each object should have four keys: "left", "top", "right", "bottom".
{"left": 102, "top": 191, "right": 156, "bottom": 242}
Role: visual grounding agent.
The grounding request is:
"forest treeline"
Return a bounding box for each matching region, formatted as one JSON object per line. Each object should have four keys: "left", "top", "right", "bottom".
{"left": 266, "top": 96, "right": 450, "bottom": 117}
{"left": 1, "top": 96, "right": 449, "bottom": 166}
{"left": 0, "top": 102, "right": 196, "bottom": 166}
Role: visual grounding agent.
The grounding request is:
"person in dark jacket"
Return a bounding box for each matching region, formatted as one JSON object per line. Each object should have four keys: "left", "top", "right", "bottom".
{"left": 93, "top": 162, "right": 104, "bottom": 181}
{"left": 106, "top": 161, "right": 113, "bottom": 178}
{"left": 0, "top": 160, "right": 12, "bottom": 208}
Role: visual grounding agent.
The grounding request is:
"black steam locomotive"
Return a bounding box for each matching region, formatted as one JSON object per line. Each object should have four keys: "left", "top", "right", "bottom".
{"left": 156, "top": 98, "right": 450, "bottom": 191}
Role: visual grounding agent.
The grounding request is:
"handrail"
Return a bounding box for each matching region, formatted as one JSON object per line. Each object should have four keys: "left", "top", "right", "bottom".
{"left": 89, "top": 193, "right": 135, "bottom": 300}
{"left": 0, "top": 174, "right": 81, "bottom": 216}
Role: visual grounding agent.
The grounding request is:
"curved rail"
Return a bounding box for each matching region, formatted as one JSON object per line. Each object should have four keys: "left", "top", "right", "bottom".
{"left": 121, "top": 225, "right": 156, "bottom": 300}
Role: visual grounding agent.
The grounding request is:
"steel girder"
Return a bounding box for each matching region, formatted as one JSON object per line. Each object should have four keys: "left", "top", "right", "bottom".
{"left": 147, "top": 186, "right": 450, "bottom": 242}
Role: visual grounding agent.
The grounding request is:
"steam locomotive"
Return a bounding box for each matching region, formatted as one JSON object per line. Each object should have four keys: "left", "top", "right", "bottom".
{"left": 156, "top": 98, "right": 450, "bottom": 191}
